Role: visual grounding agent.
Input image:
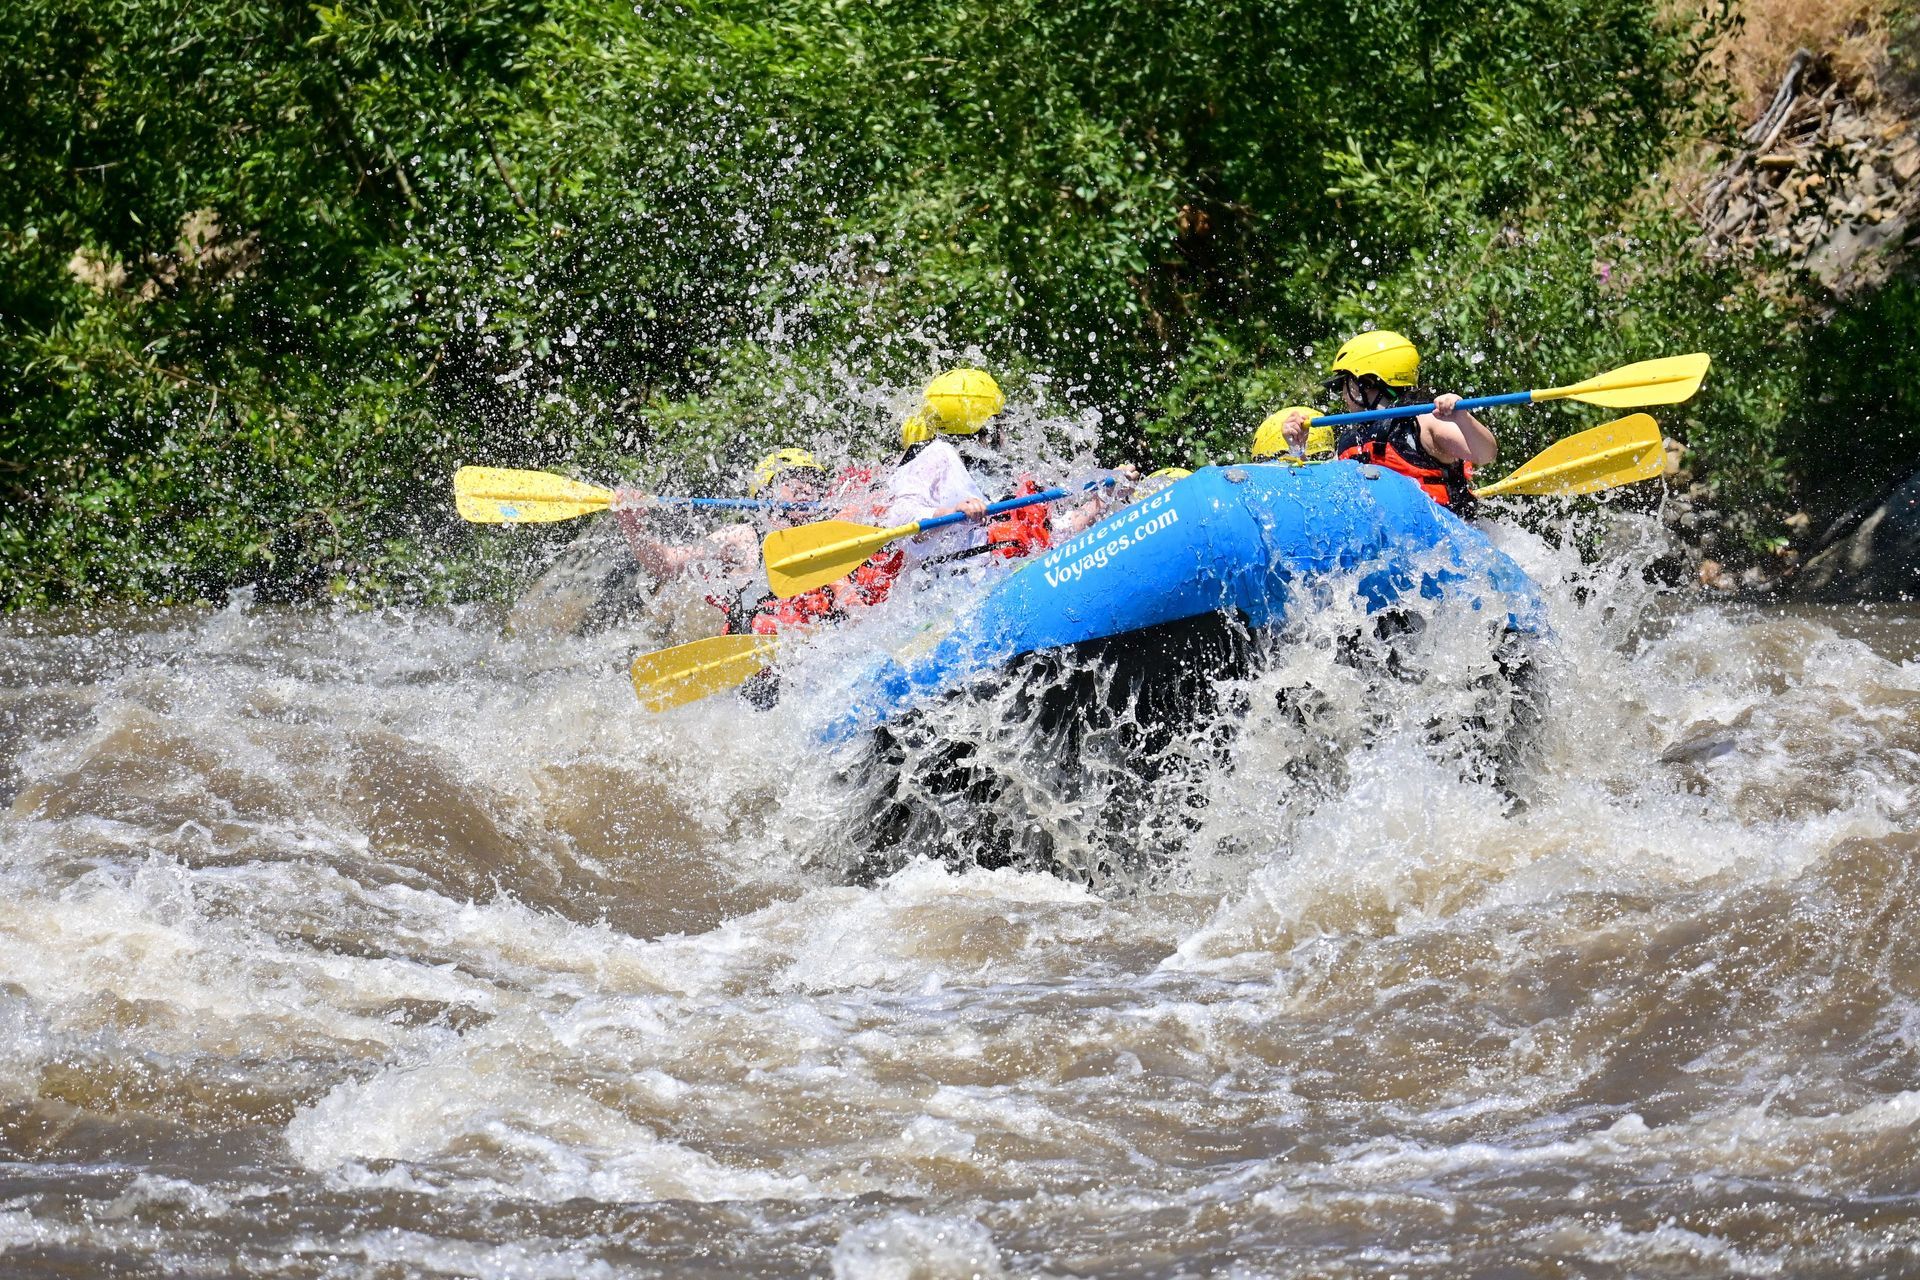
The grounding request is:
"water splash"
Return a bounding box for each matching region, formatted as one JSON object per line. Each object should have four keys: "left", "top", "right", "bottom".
{"left": 3, "top": 506, "right": 1919, "bottom": 1274}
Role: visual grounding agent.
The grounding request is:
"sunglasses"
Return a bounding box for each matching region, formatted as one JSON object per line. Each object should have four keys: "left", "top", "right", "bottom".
{"left": 1324, "top": 373, "right": 1391, "bottom": 399}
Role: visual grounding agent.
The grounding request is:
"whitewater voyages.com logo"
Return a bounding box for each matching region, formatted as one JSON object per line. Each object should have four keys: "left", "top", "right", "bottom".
{"left": 1040, "top": 487, "right": 1182, "bottom": 589}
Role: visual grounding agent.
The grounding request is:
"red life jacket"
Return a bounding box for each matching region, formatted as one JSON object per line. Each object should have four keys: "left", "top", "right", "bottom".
{"left": 843, "top": 548, "right": 904, "bottom": 606}
{"left": 743, "top": 584, "right": 837, "bottom": 635}
{"left": 986, "top": 476, "right": 1054, "bottom": 559}
{"left": 1335, "top": 418, "right": 1476, "bottom": 511}
{"left": 828, "top": 464, "right": 877, "bottom": 496}
{"left": 715, "top": 549, "right": 905, "bottom": 636}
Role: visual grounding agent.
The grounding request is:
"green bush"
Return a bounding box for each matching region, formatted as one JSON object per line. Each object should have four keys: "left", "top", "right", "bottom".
{"left": 1791, "top": 273, "right": 1920, "bottom": 526}
{"left": 0, "top": 0, "right": 1858, "bottom": 608}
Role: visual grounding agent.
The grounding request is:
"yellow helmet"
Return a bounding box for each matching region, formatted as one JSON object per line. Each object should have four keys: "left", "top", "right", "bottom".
{"left": 1146, "top": 467, "right": 1192, "bottom": 481}
{"left": 749, "top": 447, "right": 825, "bottom": 496}
{"left": 1331, "top": 330, "right": 1419, "bottom": 388}
{"left": 922, "top": 368, "right": 1005, "bottom": 435}
{"left": 1252, "top": 408, "right": 1335, "bottom": 461}
{"left": 900, "top": 413, "right": 934, "bottom": 449}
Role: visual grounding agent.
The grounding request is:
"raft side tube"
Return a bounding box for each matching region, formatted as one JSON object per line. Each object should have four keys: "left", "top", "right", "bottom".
{"left": 821, "top": 462, "right": 1545, "bottom": 739}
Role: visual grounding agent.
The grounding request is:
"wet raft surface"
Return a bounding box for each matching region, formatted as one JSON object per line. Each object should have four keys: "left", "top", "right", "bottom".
{"left": 3, "top": 552, "right": 1920, "bottom": 1277}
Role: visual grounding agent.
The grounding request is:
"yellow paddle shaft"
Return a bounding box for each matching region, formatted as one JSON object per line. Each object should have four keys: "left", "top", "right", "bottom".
{"left": 1532, "top": 353, "right": 1712, "bottom": 408}
{"left": 454, "top": 466, "right": 615, "bottom": 523}
{"left": 778, "top": 522, "right": 916, "bottom": 575}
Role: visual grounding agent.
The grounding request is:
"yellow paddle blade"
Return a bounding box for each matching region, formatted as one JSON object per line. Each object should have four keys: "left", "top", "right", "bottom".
{"left": 763, "top": 519, "right": 916, "bottom": 599}
{"left": 630, "top": 634, "right": 779, "bottom": 711}
{"left": 1537, "top": 353, "right": 1711, "bottom": 409}
{"left": 454, "top": 466, "right": 615, "bottom": 523}
{"left": 1473, "top": 414, "right": 1665, "bottom": 499}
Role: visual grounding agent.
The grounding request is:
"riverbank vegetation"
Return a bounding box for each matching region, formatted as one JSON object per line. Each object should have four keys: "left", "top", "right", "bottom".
{"left": 4, "top": 0, "right": 1915, "bottom": 607}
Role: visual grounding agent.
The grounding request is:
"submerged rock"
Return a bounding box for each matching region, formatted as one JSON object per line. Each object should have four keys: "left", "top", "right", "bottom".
{"left": 504, "top": 521, "right": 649, "bottom": 637}
{"left": 1660, "top": 729, "right": 1740, "bottom": 765}
{"left": 1785, "top": 468, "right": 1920, "bottom": 601}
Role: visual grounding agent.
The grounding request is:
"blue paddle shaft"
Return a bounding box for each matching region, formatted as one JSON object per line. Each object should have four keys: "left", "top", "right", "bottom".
{"left": 1311, "top": 389, "right": 1535, "bottom": 427}
{"left": 910, "top": 478, "right": 1108, "bottom": 534}
{"left": 658, "top": 497, "right": 820, "bottom": 512}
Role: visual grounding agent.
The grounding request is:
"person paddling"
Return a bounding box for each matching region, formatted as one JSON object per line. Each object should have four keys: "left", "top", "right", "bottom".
{"left": 1270, "top": 330, "right": 1496, "bottom": 512}
{"left": 618, "top": 448, "right": 898, "bottom": 637}
{"left": 615, "top": 447, "right": 821, "bottom": 586}
{"left": 887, "top": 367, "right": 1074, "bottom": 565}
{"left": 884, "top": 368, "right": 1006, "bottom": 563}
{"left": 889, "top": 367, "right": 1138, "bottom": 555}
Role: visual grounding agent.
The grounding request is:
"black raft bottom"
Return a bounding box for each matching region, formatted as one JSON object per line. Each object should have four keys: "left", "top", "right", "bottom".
{"left": 842, "top": 610, "right": 1261, "bottom": 887}
{"left": 838, "top": 605, "right": 1546, "bottom": 889}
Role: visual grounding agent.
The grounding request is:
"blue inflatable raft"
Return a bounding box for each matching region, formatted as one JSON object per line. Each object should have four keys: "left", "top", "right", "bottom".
{"left": 819, "top": 460, "right": 1546, "bottom": 742}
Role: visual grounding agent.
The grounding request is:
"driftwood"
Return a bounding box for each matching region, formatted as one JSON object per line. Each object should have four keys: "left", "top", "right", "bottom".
{"left": 1744, "top": 49, "right": 1812, "bottom": 149}
{"left": 1698, "top": 49, "right": 1920, "bottom": 295}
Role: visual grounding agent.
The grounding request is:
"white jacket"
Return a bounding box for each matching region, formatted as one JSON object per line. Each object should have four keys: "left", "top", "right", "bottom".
{"left": 883, "top": 439, "right": 988, "bottom": 564}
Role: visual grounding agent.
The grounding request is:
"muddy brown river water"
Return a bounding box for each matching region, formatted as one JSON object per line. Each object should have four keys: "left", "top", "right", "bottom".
{"left": 2, "top": 522, "right": 1919, "bottom": 1277}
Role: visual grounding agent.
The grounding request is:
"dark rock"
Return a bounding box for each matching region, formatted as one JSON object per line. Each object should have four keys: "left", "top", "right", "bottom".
{"left": 1660, "top": 731, "right": 1739, "bottom": 765}
{"left": 504, "top": 520, "right": 651, "bottom": 637}
{"left": 1807, "top": 213, "right": 1911, "bottom": 290}
{"left": 1785, "top": 468, "right": 1920, "bottom": 601}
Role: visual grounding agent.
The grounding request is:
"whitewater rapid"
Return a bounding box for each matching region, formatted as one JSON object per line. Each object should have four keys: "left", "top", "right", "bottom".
{"left": 2, "top": 514, "right": 1919, "bottom": 1277}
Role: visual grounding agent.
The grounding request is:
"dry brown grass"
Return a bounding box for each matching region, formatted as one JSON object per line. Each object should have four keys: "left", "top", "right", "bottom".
{"left": 1657, "top": 0, "right": 1902, "bottom": 211}
{"left": 1721, "top": 0, "right": 1893, "bottom": 119}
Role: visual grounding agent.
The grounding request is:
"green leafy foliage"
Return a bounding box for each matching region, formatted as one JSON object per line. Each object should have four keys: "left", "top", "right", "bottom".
{"left": 0, "top": 0, "right": 1864, "bottom": 606}
{"left": 1793, "top": 272, "right": 1920, "bottom": 524}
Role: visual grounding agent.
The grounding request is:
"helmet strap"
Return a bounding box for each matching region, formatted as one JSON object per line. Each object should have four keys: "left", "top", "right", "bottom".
{"left": 1356, "top": 376, "right": 1393, "bottom": 411}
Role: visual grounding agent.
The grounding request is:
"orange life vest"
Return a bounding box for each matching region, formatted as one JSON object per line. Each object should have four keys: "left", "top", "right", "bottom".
{"left": 986, "top": 476, "right": 1054, "bottom": 559}
{"left": 825, "top": 464, "right": 886, "bottom": 522}
{"left": 1335, "top": 419, "right": 1476, "bottom": 511}
{"left": 840, "top": 548, "right": 905, "bottom": 608}
{"left": 716, "top": 549, "right": 905, "bottom": 637}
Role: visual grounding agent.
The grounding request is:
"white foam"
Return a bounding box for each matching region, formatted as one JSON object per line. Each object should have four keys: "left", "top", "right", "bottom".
{"left": 6, "top": 540, "right": 1920, "bottom": 1271}
{"left": 291, "top": 1227, "right": 619, "bottom": 1280}
{"left": 625, "top": 858, "right": 1101, "bottom": 998}
{"left": 101, "top": 1173, "right": 232, "bottom": 1221}
{"left": 830, "top": 1212, "right": 1009, "bottom": 1280}
{"left": 287, "top": 1050, "right": 830, "bottom": 1203}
